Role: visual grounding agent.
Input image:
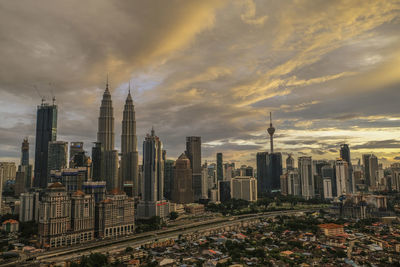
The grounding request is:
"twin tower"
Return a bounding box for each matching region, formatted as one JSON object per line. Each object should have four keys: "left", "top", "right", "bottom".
{"left": 94, "top": 79, "right": 138, "bottom": 196}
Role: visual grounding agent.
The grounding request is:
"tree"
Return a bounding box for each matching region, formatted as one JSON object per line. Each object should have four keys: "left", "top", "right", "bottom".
{"left": 170, "top": 211, "right": 179, "bottom": 220}
{"left": 125, "top": 246, "right": 133, "bottom": 253}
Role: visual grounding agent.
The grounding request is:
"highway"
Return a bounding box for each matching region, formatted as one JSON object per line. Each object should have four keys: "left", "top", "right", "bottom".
{"left": 1, "top": 209, "right": 316, "bottom": 266}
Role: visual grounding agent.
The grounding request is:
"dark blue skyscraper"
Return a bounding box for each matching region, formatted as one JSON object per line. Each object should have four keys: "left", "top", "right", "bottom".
{"left": 340, "top": 144, "right": 354, "bottom": 193}
{"left": 267, "top": 153, "right": 283, "bottom": 191}
{"left": 33, "top": 101, "right": 57, "bottom": 188}
{"left": 216, "top": 153, "right": 223, "bottom": 182}
{"left": 256, "top": 152, "right": 268, "bottom": 194}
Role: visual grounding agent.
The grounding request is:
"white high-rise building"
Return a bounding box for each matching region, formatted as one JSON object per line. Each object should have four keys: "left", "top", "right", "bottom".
{"left": 19, "top": 192, "right": 35, "bottom": 222}
{"left": 231, "top": 176, "right": 257, "bottom": 202}
{"left": 336, "top": 159, "right": 349, "bottom": 196}
{"left": 298, "top": 157, "right": 314, "bottom": 199}
{"left": 323, "top": 178, "right": 333, "bottom": 199}
{"left": 288, "top": 170, "right": 301, "bottom": 196}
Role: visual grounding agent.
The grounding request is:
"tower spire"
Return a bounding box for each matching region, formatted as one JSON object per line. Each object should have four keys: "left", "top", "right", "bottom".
{"left": 267, "top": 112, "right": 276, "bottom": 153}
{"left": 106, "top": 73, "right": 109, "bottom": 92}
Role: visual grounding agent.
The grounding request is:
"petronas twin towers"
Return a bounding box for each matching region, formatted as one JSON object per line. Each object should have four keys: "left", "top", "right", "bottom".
{"left": 96, "top": 79, "right": 138, "bottom": 195}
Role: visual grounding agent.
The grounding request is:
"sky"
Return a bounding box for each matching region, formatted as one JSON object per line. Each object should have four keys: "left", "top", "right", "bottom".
{"left": 0, "top": 0, "right": 399, "bottom": 168}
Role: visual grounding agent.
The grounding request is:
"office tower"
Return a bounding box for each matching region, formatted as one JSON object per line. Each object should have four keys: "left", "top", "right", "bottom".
{"left": 50, "top": 167, "right": 90, "bottom": 193}
{"left": 97, "top": 80, "right": 119, "bottom": 191}
{"left": 268, "top": 153, "right": 282, "bottom": 191}
{"left": 19, "top": 192, "right": 35, "bottom": 222}
{"left": 224, "top": 163, "right": 233, "bottom": 181}
{"left": 21, "top": 138, "right": 29, "bottom": 166}
{"left": 322, "top": 165, "right": 336, "bottom": 196}
{"left": 369, "top": 154, "right": 379, "bottom": 188}
{"left": 287, "top": 171, "right": 301, "bottom": 196}
{"left": 172, "top": 153, "right": 194, "bottom": 204}
{"left": 185, "top": 137, "right": 202, "bottom": 200}
{"left": 323, "top": 178, "right": 333, "bottom": 199}
{"left": 216, "top": 153, "right": 223, "bottom": 182}
{"left": 69, "top": 142, "right": 84, "bottom": 165}
{"left": 336, "top": 159, "right": 349, "bottom": 196}
{"left": 280, "top": 173, "right": 288, "bottom": 195}
{"left": 16, "top": 138, "right": 33, "bottom": 193}
{"left": 312, "top": 160, "right": 328, "bottom": 198}
{"left": 14, "top": 172, "right": 26, "bottom": 196}
{"left": 231, "top": 176, "right": 257, "bottom": 202}
{"left": 34, "top": 100, "right": 57, "bottom": 188}
{"left": 267, "top": 112, "right": 275, "bottom": 153}
{"left": 218, "top": 181, "right": 231, "bottom": 202}
{"left": 97, "top": 80, "right": 114, "bottom": 151}
{"left": 95, "top": 189, "right": 135, "bottom": 238}
{"left": 47, "top": 141, "right": 68, "bottom": 176}
{"left": 91, "top": 142, "right": 103, "bottom": 181}
{"left": 120, "top": 89, "right": 138, "bottom": 197}
{"left": 71, "top": 151, "right": 89, "bottom": 168}
{"left": 103, "top": 150, "right": 119, "bottom": 191}
{"left": 137, "top": 128, "right": 169, "bottom": 219}
{"left": 0, "top": 162, "right": 17, "bottom": 185}
{"left": 340, "top": 144, "right": 354, "bottom": 193}
{"left": 256, "top": 152, "right": 268, "bottom": 195}
{"left": 0, "top": 168, "right": 3, "bottom": 214}
{"left": 246, "top": 166, "right": 254, "bottom": 176}
{"left": 201, "top": 163, "right": 209, "bottom": 199}
{"left": 83, "top": 181, "right": 106, "bottom": 203}
{"left": 298, "top": 156, "right": 314, "bottom": 199}
{"left": 38, "top": 183, "right": 71, "bottom": 248}
{"left": 164, "top": 160, "right": 174, "bottom": 200}
{"left": 71, "top": 191, "right": 95, "bottom": 243}
{"left": 286, "top": 154, "right": 294, "bottom": 170}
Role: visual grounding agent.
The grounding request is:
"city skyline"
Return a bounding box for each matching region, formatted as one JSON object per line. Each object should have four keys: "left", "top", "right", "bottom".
{"left": 0, "top": 1, "right": 400, "bottom": 167}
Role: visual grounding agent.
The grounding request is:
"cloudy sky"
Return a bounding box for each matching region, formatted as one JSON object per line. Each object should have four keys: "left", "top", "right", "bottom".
{"left": 0, "top": 0, "right": 399, "bottom": 167}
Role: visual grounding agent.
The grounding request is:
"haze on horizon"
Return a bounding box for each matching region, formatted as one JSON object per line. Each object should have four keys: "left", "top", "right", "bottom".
{"left": 0, "top": 0, "right": 399, "bottom": 167}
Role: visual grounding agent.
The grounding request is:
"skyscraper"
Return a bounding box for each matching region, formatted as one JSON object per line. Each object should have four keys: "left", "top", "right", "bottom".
{"left": 340, "top": 144, "right": 354, "bottom": 193}
{"left": 267, "top": 112, "right": 275, "bottom": 153}
{"left": 335, "top": 159, "right": 349, "bottom": 196}
{"left": 34, "top": 100, "right": 57, "bottom": 188}
{"left": 91, "top": 142, "right": 103, "bottom": 182}
{"left": 322, "top": 165, "right": 336, "bottom": 196}
{"left": 21, "top": 138, "right": 29, "bottom": 166}
{"left": 257, "top": 114, "right": 282, "bottom": 194}
{"left": 69, "top": 142, "right": 84, "bottom": 165}
{"left": 96, "top": 79, "right": 118, "bottom": 191}
{"left": 17, "top": 138, "right": 32, "bottom": 192}
{"left": 267, "top": 152, "right": 282, "bottom": 191}
{"left": 363, "top": 154, "right": 378, "bottom": 188}
{"left": 172, "top": 153, "right": 194, "bottom": 204}
{"left": 299, "top": 156, "right": 314, "bottom": 199}
{"left": 216, "top": 153, "right": 223, "bottom": 182}
{"left": 97, "top": 80, "right": 114, "bottom": 151}
{"left": 185, "top": 136, "right": 202, "bottom": 200}
{"left": 369, "top": 154, "right": 379, "bottom": 188}
{"left": 286, "top": 154, "right": 294, "bottom": 171}
{"left": 137, "top": 128, "right": 169, "bottom": 219}
{"left": 256, "top": 152, "right": 268, "bottom": 195}
{"left": 164, "top": 160, "right": 174, "bottom": 200}
{"left": 47, "top": 141, "right": 68, "bottom": 176}
{"left": 120, "top": 89, "right": 138, "bottom": 197}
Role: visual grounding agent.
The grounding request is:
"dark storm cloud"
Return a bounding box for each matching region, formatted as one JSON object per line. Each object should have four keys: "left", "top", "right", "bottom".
{"left": 352, "top": 139, "right": 400, "bottom": 150}
{"left": 0, "top": 0, "right": 399, "bottom": 166}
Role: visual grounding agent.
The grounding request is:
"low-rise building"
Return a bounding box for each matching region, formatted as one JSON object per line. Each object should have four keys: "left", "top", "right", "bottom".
{"left": 318, "top": 223, "right": 344, "bottom": 237}
{"left": 2, "top": 219, "right": 19, "bottom": 233}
